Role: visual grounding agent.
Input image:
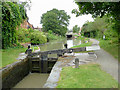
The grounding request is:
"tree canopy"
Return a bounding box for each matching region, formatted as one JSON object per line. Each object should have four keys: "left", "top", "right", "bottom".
{"left": 72, "top": 2, "right": 120, "bottom": 34}
{"left": 73, "top": 25, "right": 80, "bottom": 33}
{"left": 41, "top": 8, "right": 70, "bottom": 36}
{"left": 82, "top": 16, "right": 118, "bottom": 40}
{"left": 2, "top": 2, "right": 27, "bottom": 49}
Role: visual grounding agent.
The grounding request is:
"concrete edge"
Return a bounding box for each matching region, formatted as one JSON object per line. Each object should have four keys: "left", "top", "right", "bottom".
{"left": 43, "top": 60, "right": 63, "bottom": 88}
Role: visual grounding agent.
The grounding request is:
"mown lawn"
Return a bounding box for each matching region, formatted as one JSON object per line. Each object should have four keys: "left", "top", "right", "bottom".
{"left": 99, "top": 39, "right": 119, "bottom": 61}
{"left": 71, "top": 42, "right": 92, "bottom": 48}
{"left": 1, "top": 46, "right": 39, "bottom": 68}
{"left": 57, "top": 63, "right": 118, "bottom": 88}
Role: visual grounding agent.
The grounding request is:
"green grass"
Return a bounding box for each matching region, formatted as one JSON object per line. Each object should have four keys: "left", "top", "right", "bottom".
{"left": 57, "top": 63, "right": 118, "bottom": 88}
{"left": 77, "top": 36, "right": 85, "bottom": 40}
{"left": 74, "top": 50, "right": 94, "bottom": 53}
{"left": 99, "top": 39, "right": 119, "bottom": 60}
{"left": 1, "top": 46, "right": 39, "bottom": 68}
{"left": 71, "top": 42, "right": 92, "bottom": 48}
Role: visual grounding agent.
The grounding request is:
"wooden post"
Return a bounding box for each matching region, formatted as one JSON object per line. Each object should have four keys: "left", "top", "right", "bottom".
{"left": 41, "top": 53, "right": 48, "bottom": 73}
{"left": 39, "top": 54, "right": 41, "bottom": 73}
{"left": 57, "top": 52, "right": 63, "bottom": 58}
{"left": 73, "top": 58, "right": 79, "bottom": 68}
{"left": 27, "top": 48, "right": 32, "bottom": 72}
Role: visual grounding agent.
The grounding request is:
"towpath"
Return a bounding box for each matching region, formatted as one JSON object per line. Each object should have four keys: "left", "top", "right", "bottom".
{"left": 90, "top": 38, "right": 119, "bottom": 83}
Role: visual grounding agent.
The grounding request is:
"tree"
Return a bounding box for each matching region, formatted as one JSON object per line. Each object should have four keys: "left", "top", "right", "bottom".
{"left": 73, "top": 25, "right": 80, "bottom": 33}
{"left": 41, "top": 8, "right": 70, "bottom": 36}
{"left": 81, "top": 16, "right": 109, "bottom": 38}
{"left": 2, "top": 2, "right": 27, "bottom": 49}
{"left": 72, "top": 2, "right": 120, "bottom": 35}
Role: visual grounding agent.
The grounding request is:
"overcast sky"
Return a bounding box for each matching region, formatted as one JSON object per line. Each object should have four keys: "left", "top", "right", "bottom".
{"left": 24, "top": 0, "right": 94, "bottom": 29}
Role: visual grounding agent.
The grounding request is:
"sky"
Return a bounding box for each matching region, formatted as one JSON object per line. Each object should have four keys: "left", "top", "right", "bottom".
{"left": 23, "top": 0, "right": 94, "bottom": 29}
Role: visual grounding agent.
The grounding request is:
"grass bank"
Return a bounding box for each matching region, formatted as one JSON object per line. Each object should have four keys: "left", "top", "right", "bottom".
{"left": 57, "top": 63, "right": 118, "bottom": 88}
{"left": 1, "top": 46, "right": 39, "bottom": 68}
{"left": 71, "top": 42, "right": 92, "bottom": 48}
{"left": 71, "top": 36, "right": 93, "bottom": 53}
{"left": 72, "top": 36, "right": 92, "bottom": 48}
{"left": 99, "top": 39, "right": 119, "bottom": 60}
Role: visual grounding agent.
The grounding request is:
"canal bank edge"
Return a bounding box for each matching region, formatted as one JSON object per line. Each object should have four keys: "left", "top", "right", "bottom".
{"left": 43, "top": 53, "right": 97, "bottom": 88}
{"left": 0, "top": 54, "right": 29, "bottom": 89}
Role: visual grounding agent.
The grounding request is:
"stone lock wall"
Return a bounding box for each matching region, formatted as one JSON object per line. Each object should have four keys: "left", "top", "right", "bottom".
{"left": 1, "top": 56, "right": 29, "bottom": 89}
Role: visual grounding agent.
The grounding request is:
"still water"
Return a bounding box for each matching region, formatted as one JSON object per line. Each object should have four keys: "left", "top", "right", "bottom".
{"left": 39, "top": 38, "right": 81, "bottom": 51}
{"left": 14, "top": 38, "right": 81, "bottom": 88}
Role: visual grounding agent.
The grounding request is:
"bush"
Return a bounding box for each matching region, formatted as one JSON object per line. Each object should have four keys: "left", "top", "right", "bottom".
{"left": 24, "top": 38, "right": 31, "bottom": 43}
{"left": 30, "top": 30, "right": 47, "bottom": 44}
{"left": 17, "top": 28, "right": 47, "bottom": 44}
{"left": 46, "top": 30, "right": 60, "bottom": 41}
{"left": 104, "top": 29, "right": 118, "bottom": 40}
{"left": 17, "top": 28, "right": 29, "bottom": 42}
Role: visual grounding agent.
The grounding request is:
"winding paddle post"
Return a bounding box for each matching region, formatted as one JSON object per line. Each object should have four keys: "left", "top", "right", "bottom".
{"left": 73, "top": 58, "right": 79, "bottom": 68}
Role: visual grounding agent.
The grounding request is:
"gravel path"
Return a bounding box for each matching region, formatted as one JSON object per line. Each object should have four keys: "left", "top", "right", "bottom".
{"left": 90, "top": 38, "right": 120, "bottom": 83}
{"left": 95, "top": 49, "right": 119, "bottom": 82}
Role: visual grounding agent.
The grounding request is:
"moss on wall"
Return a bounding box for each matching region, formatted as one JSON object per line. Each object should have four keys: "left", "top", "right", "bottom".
{"left": 1, "top": 57, "right": 29, "bottom": 89}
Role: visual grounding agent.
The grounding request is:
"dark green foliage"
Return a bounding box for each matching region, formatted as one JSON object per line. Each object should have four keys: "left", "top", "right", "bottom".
{"left": 99, "top": 39, "right": 118, "bottom": 59}
{"left": 73, "top": 25, "right": 80, "bottom": 33}
{"left": 104, "top": 29, "right": 118, "bottom": 43}
{"left": 81, "top": 16, "right": 118, "bottom": 39}
{"left": 2, "top": 2, "right": 27, "bottom": 49}
{"left": 72, "top": 2, "right": 120, "bottom": 36}
{"left": 0, "top": 2, "right": 2, "bottom": 49}
{"left": 41, "top": 8, "right": 70, "bottom": 36}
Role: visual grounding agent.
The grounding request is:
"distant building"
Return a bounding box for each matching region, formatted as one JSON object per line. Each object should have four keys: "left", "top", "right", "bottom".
{"left": 34, "top": 26, "right": 42, "bottom": 31}
{"left": 20, "top": 19, "right": 34, "bottom": 29}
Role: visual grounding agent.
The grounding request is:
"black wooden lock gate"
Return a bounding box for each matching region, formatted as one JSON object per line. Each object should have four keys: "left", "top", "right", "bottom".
{"left": 27, "top": 47, "right": 86, "bottom": 73}
{"left": 28, "top": 53, "right": 58, "bottom": 73}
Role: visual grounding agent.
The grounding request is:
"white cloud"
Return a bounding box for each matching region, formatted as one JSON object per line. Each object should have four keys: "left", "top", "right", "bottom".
{"left": 26, "top": 0, "right": 94, "bottom": 29}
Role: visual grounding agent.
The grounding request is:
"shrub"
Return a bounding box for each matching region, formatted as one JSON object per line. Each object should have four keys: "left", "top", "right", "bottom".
{"left": 17, "top": 28, "right": 47, "bottom": 44}
{"left": 104, "top": 29, "right": 118, "bottom": 40}
{"left": 30, "top": 30, "right": 47, "bottom": 44}
{"left": 17, "top": 28, "right": 30, "bottom": 42}
{"left": 46, "top": 30, "right": 59, "bottom": 41}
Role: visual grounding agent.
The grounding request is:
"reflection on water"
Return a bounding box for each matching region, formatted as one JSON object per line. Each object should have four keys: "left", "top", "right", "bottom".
{"left": 67, "top": 40, "right": 73, "bottom": 48}
{"left": 39, "top": 39, "right": 66, "bottom": 51}
{"left": 39, "top": 38, "right": 82, "bottom": 51}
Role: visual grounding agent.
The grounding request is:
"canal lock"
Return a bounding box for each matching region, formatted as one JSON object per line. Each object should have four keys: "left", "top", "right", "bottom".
{"left": 30, "top": 53, "right": 58, "bottom": 73}
{"left": 2, "top": 39, "right": 82, "bottom": 89}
